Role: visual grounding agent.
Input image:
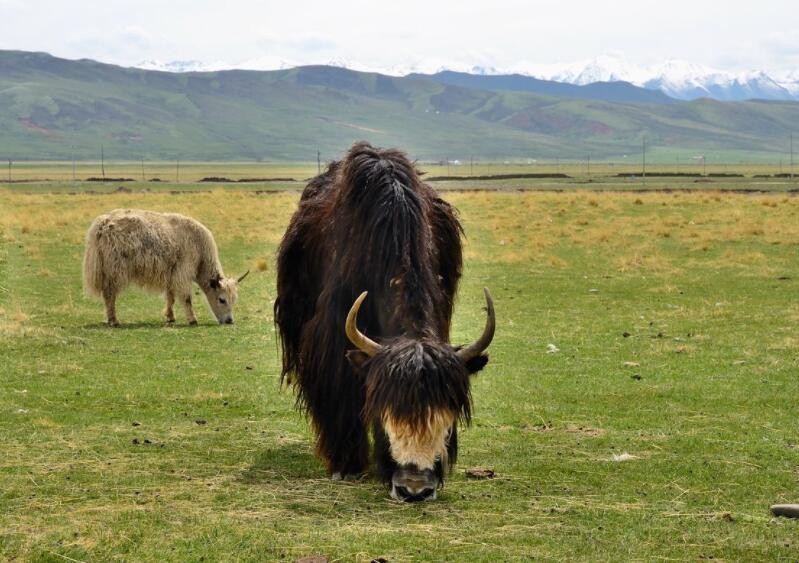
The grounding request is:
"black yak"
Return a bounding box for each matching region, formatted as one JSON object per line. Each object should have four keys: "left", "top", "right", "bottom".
{"left": 275, "top": 142, "right": 495, "bottom": 501}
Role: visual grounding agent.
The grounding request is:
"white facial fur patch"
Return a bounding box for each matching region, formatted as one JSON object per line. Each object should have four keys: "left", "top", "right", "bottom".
{"left": 382, "top": 409, "right": 455, "bottom": 470}
{"left": 219, "top": 278, "right": 239, "bottom": 304}
{"left": 205, "top": 278, "right": 239, "bottom": 322}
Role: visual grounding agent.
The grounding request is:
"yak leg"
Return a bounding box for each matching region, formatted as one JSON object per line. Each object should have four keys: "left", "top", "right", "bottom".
{"left": 307, "top": 377, "right": 369, "bottom": 479}
{"left": 102, "top": 286, "right": 119, "bottom": 327}
{"left": 318, "top": 415, "right": 369, "bottom": 481}
{"left": 164, "top": 290, "right": 175, "bottom": 323}
{"left": 181, "top": 292, "right": 198, "bottom": 325}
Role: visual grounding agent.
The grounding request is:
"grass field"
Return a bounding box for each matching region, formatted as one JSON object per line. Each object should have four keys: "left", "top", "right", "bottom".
{"left": 1, "top": 177, "right": 798, "bottom": 561}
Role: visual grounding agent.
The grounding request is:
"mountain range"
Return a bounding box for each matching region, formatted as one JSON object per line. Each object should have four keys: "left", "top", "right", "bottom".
{"left": 138, "top": 54, "right": 799, "bottom": 103}
{"left": 1, "top": 50, "right": 797, "bottom": 162}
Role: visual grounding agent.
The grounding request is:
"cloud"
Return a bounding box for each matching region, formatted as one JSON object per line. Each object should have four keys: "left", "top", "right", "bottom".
{"left": 255, "top": 32, "right": 338, "bottom": 56}
{"left": 62, "top": 25, "right": 176, "bottom": 65}
{"left": 764, "top": 29, "right": 799, "bottom": 55}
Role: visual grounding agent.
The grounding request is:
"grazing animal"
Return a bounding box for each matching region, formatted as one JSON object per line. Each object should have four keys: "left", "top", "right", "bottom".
{"left": 83, "top": 209, "right": 248, "bottom": 326}
{"left": 275, "top": 142, "right": 495, "bottom": 502}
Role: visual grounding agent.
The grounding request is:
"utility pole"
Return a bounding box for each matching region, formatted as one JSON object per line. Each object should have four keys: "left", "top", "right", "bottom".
{"left": 7, "top": 160, "right": 10, "bottom": 182}
{"left": 470, "top": 155, "right": 474, "bottom": 177}
{"left": 317, "top": 150, "right": 321, "bottom": 174}
{"left": 176, "top": 158, "right": 180, "bottom": 183}
{"left": 642, "top": 137, "right": 647, "bottom": 185}
{"left": 71, "top": 146, "right": 76, "bottom": 181}
{"left": 141, "top": 158, "right": 145, "bottom": 182}
{"left": 587, "top": 153, "right": 591, "bottom": 180}
{"left": 101, "top": 144, "right": 105, "bottom": 180}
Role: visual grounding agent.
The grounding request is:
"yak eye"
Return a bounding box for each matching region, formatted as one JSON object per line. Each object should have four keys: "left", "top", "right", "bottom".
{"left": 219, "top": 297, "right": 227, "bottom": 305}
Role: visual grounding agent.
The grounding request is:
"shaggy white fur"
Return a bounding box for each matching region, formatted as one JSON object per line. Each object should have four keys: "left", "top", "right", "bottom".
{"left": 83, "top": 209, "right": 242, "bottom": 325}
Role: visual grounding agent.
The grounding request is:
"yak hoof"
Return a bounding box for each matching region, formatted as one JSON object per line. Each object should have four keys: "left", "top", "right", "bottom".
{"left": 165, "top": 317, "right": 175, "bottom": 324}
{"left": 107, "top": 319, "right": 120, "bottom": 328}
{"left": 331, "top": 472, "right": 360, "bottom": 482}
{"left": 188, "top": 320, "right": 198, "bottom": 326}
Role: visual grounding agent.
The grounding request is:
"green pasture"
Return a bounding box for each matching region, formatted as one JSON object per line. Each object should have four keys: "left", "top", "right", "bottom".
{"left": 0, "top": 181, "right": 797, "bottom": 561}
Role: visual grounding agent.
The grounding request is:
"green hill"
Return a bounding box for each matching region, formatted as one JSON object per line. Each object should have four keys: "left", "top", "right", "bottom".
{"left": 408, "top": 70, "right": 677, "bottom": 104}
{"left": 0, "top": 50, "right": 797, "bottom": 161}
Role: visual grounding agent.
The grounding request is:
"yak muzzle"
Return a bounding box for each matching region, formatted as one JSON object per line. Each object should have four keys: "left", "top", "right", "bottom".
{"left": 391, "top": 466, "right": 438, "bottom": 502}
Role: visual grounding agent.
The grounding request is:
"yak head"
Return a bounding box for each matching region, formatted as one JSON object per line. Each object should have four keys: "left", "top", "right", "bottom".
{"left": 204, "top": 270, "right": 249, "bottom": 324}
{"left": 345, "top": 288, "right": 495, "bottom": 502}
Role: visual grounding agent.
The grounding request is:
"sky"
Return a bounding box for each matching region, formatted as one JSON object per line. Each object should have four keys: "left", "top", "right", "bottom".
{"left": 1, "top": 0, "right": 797, "bottom": 73}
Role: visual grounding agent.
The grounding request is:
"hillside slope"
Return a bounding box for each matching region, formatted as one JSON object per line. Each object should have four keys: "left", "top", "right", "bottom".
{"left": 1, "top": 51, "right": 797, "bottom": 161}
{"left": 408, "top": 70, "right": 677, "bottom": 105}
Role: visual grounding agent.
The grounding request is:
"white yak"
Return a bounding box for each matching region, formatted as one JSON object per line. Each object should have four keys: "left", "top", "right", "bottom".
{"left": 83, "top": 209, "right": 248, "bottom": 326}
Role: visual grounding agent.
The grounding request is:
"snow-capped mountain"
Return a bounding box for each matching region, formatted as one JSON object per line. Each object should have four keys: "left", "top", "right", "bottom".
{"left": 133, "top": 54, "right": 799, "bottom": 102}
{"left": 528, "top": 56, "right": 797, "bottom": 101}
{"left": 136, "top": 56, "right": 297, "bottom": 73}
{"left": 136, "top": 59, "right": 230, "bottom": 72}
{"left": 776, "top": 70, "right": 799, "bottom": 96}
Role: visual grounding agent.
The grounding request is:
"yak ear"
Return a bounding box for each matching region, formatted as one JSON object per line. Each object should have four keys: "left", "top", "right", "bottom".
{"left": 209, "top": 276, "right": 221, "bottom": 289}
{"left": 465, "top": 354, "right": 489, "bottom": 375}
{"left": 346, "top": 349, "right": 371, "bottom": 373}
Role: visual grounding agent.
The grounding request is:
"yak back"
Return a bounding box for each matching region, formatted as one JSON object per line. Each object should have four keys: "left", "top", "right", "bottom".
{"left": 275, "top": 142, "right": 464, "bottom": 385}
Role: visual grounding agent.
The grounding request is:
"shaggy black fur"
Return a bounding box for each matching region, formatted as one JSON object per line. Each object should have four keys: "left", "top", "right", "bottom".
{"left": 274, "top": 141, "right": 488, "bottom": 483}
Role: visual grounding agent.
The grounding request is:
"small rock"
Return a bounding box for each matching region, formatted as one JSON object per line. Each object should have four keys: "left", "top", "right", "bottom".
{"left": 132, "top": 438, "right": 140, "bottom": 445}
{"left": 611, "top": 453, "right": 638, "bottom": 462}
{"left": 623, "top": 361, "right": 640, "bottom": 367}
{"left": 132, "top": 421, "right": 141, "bottom": 427}
{"left": 293, "top": 556, "right": 329, "bottom": 563}
{"left": 466, "top": 467, "right": 496, "bottom": 479}
{"left": 622, "top": 331, "right": 631, "bottom": 338}
{"left": 771, "top": 504, "right": 799, "bottom": 518}
{"left": 546, "top": 343, "right": 560, "bottom": 354}
{"left": 195, "top": 419, "right": 207, "bottom": 425}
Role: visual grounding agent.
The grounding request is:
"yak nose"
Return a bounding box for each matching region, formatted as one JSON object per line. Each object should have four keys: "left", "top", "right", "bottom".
{"left": 394, "top": 484, "right": 436, "bottom": 502}
{"left": 391, "top": 467, "right": 438, "bottom": 502}
{"left": 223, "top": 317, "right": 233, "bottom": 325}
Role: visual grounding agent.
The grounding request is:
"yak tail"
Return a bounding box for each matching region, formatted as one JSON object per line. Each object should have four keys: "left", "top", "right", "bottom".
{"left": 82, "top": 220, "right": 105, "bottom": 297}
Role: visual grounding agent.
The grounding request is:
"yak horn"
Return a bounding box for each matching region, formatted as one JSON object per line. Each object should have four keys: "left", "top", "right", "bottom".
{"left": 345, "top": 291, "right": 382, "bottom": 357}
{"left": 457, "top": 287, "right": 495, "bottom": 362}
{"left": 236, "top": 270, "right": 250, "bottom": 283}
